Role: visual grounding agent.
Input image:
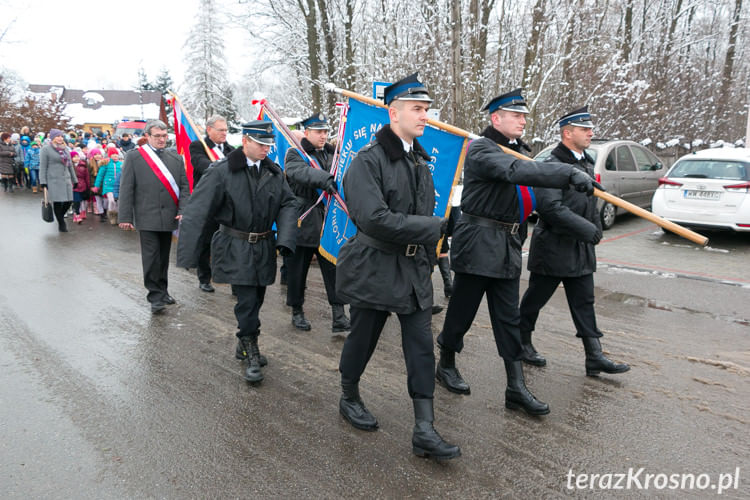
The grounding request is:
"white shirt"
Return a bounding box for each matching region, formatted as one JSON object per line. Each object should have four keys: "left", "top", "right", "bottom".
{"left": 400, "top": 138, "right": 413, "bottom": 153}
{"left": 571, "top": 149, "right": 585, "bottom": 161}
{"left": 246, "top": 158, "right": 261, "bottom": 171}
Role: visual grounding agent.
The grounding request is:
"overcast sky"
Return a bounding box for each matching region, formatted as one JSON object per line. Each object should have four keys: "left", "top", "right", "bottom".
{"left": 1, "top": 0, "right": 243, "bottom": 91}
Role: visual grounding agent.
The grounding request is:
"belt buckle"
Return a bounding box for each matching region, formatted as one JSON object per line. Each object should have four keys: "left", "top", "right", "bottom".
{"left": 405, "top": 244, "right": 418, "bottom": 257}
{"left": 510, "top": 223, "right": 520, "bottom": 235}
{"left": 247, "top": 233, "right": 259, "bottom": 244}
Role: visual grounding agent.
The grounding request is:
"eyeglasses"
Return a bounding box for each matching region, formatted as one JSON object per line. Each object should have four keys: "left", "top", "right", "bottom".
{"left": 213, "top": 128, "right": 228, "bottom": 133}
{"left": 150, "top": 133, "right": 168, "bottom": 139}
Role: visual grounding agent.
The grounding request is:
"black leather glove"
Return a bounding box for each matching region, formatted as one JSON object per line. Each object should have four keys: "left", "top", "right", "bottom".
{"left": 278, "top": 246, "right": 292, "bottom": 257}
{"left": 590, "top": 228, "right": 603, "bottom": 245}
{"left": 40, "top": 184, "right": 47, "bottom": 190}
{"left": 592, "top": 180, "right": 605, "bottom": 192}
{"left": 324, "top": 177, "right": 337, "bottom": 195}
{"left": 569, "top": 169, "right": 594, "bottom": 195}
{"left": 439, "top": 217, "right": 449, "bottom": 235}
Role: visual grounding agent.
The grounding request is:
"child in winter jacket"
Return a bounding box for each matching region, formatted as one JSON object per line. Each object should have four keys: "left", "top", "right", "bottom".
{"left": 94, "top": 147, "right": 122, "bottom": 225}
{"left": 24, "top": 141, "right": 41, "bottom": 192}
{"left": 71, "top": 151, "right": 91, "bottom": 223}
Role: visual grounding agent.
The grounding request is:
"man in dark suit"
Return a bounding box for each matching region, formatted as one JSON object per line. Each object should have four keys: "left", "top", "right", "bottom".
{"left": 188, "top": 115, "right": 235, "bottom": 293}
{"left": 118, "top": 120, "right": 190, "bottom": 314}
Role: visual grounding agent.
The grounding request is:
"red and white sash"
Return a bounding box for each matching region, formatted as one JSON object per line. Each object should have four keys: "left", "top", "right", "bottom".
{"left": 211, "top": 145, "right": 225, "bottom": 160}
{"left": 138, "top": 146, "right": 180, "bottom": 205}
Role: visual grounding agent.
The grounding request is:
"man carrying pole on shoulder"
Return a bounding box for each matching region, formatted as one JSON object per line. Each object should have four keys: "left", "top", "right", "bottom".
{"left": 284, "top": 113, "right": 350, "bottom": 334}
{"left": 336, "top": 73, "right": 460, "bottom": 461}
{"left": 435, "top": 89, "right": 598, "bottom": 416}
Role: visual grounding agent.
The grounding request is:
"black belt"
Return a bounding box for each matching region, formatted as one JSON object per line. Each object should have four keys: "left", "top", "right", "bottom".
{"left": 356, "top": 232, "right": 420, "bottom": 257}
{"left": 461, "top": 213, "right": 520, "bottom": 234}
{"left": 219, "top": 225, "right": 273, "bottom": 243}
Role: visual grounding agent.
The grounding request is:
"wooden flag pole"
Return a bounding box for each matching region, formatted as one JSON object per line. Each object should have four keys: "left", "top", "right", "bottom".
{"left": 324, "top": 84, "right": 709, "bottom": 247}
{"left": 166, "top": 90, "right": 216, "bottom": 162}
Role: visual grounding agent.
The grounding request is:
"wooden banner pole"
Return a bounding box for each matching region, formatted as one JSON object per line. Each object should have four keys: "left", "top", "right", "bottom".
{"left": 324, "top": 84, "right": 709, "bottom": 247}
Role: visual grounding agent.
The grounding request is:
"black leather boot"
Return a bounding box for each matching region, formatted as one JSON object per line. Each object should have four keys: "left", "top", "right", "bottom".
{"left": 331, "top": 304, "right": 351, "bottom": 333}
{"left": 292, "top": 306, "right": 311, "bottom": 331}
{"left": 582, "top": 337, "right": 630, "bottom": 376}
{"left": 411, "top": 398, "right": 461, "bottom": 460}
{"left": 431, "top": 304, "right": 443, "bottom": 315}
{"left": 235, "top": 336, "right": 267, "bottom": 366}
{"left": 504, "top": 360, "right": 550, "bottom": 415}
{"left": 437, "top": 257, "right": 453, "bottom": 297}
{"left": 339, "top": 382, "right": 378, "bottom": 431}
{"left": 239, "top": 335, "right": 264, "bottom": 383}
{"left": 435, "top": 345, "right": 470, "bottom": 394}
{"left": 520, "top": 330, "right": 547, "bottom": 367}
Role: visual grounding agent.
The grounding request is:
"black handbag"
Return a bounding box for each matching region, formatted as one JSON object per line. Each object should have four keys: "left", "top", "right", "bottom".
{"left": 41, "top": 189, "right": 54, "bottom": 223}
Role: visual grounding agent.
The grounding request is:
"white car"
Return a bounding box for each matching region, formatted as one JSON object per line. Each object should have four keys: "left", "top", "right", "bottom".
{"left": 651, "top": 148, "right": 750, "bottom": 232}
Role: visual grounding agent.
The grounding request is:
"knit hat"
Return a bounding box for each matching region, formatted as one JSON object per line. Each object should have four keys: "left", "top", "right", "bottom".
{"left": 21, "top": 135, "right": 31, "bottom": 144}
{"left": 11, "top": 133, "right": 20, "bottom": 141}
{"left": 106, "top": 146, "right": 120, "bottom": 158}
{"left": 88, "top": 147, "right": 103, "bottom": 159}
{"left": 49, "top": 129, "right": 64, "bottom": 140}
{"left": 70, "top": 151, "right": 80, "bottom": 159}
{"left": 30, "top": 140, "right": 40, "bottom": 146}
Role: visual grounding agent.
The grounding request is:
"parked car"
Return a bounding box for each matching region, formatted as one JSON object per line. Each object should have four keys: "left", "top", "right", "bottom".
{"left": 535, "top": 140, "right": 665, "bottom": 229}
{"left": 651, "top": 148, "right": 750, "bottom": 232}
{"left": 114, "top": 120, "right": 148, "bottom": 138}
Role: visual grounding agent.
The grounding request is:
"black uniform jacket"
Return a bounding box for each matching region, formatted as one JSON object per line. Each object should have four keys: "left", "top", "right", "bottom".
{"left": 118, "top": 147, "right": 190, "bottom": 232}
{"left": 284, "top": 139, "right": 335, "bottom": 248}
{"left": 176, "top": 148, "right": 297, "bottom": 286}
{"left": 450, "top": 126, "right": 578, "bottom": 279}
{"left": 189, "top": 137, "right": 235, "bottom": 188}
{"left": 528, "top": 142, "right": 601, "bottom": 277}
{"left": 336, "top": 125, "right": 442, "bottom": 314}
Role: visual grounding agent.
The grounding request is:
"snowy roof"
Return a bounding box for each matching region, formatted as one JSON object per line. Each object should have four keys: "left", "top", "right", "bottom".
{"left": 26, "top": 85, "right": 163, "bottom": 125}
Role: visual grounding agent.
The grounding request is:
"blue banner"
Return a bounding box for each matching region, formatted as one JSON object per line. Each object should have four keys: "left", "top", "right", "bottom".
{"left": 319, "top": 98, "right": 466, "bottom": 263}
{"left": 261, "top": 111, "right": 292, "bottom": 169}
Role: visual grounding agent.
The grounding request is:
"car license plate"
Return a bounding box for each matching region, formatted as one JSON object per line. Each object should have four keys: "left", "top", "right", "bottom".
{"left": 684, "top": 190, "right": 721, "bottom": 200}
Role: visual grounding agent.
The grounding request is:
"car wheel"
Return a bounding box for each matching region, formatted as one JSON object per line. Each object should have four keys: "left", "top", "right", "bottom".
{"left": 600, "top": 202, "right": 616, "bottom": 230}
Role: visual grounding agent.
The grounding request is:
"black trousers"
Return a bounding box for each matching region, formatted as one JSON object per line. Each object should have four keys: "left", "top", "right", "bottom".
{"left": 196, "top": 221, "right": 219, "bottom": 284}
{"left": 139, "top": 230, "right": 172, "bottom": 304}
{"left": 519, "top": 272, "right": 602, "bottom": 338}
{"left": 233, "top": 285, "right": 267, "bottom": 338}
{"left": 437, "top": 272, "right": 523, "bottom": 361}
{"left": 286, "top": 246, "right": 340, "bottom": 307}
{"left": 53, "top": 201, "right": 72, "bottom": 225}
{"left": 339, "top": 306, "right": 434, "bottom": 399}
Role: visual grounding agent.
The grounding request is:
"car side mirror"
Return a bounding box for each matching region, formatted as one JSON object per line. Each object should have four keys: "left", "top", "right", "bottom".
{"left": 651, "top": 162, "right": 663, "bottom": 171}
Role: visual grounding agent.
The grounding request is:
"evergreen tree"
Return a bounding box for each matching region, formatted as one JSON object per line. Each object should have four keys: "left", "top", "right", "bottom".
{"left": 182, "top": 0, "right": 236, "bottom": 124}
{"left": 137, "top": 66, "right": 152, "bottom": 91}
{"left": 153, "top": 67, "right": 175, "bottom": 122}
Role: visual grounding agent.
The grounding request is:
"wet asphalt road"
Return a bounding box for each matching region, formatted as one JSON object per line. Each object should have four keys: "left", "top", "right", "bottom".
{"left": 1, "top": 191, "right": 748, "bottom": 499}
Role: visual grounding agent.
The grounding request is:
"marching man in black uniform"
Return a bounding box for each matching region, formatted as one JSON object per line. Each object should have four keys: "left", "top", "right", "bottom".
{"left": 435, "top": 89, "right": 597, "bottom": 415}
{"left": 284, "top": 113, "right": 350, "bottom": 333}
{"left": 336, "top": 74, "right": 460, "bottom": 461}
{"left": 177, "top": 121, "right": 297, "bottom": 384}
{"left": 188, "top": 115, "right": 235, "bottom": 293}
{"left": 519, "top": 106, "right": 630, "bottom": 376}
